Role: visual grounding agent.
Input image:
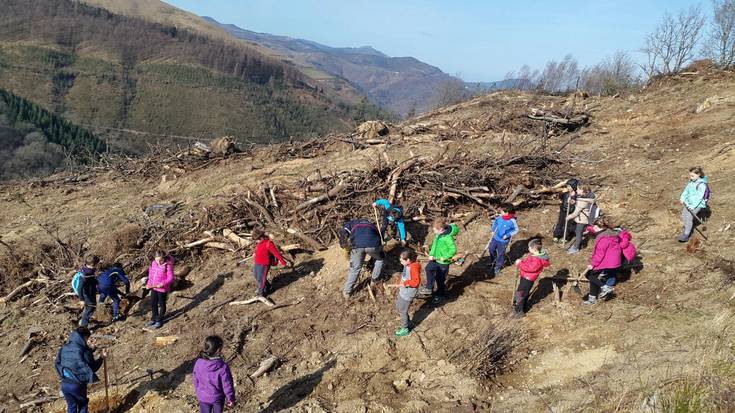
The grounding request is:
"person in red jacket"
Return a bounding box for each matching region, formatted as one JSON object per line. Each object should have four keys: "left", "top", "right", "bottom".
{"left": 513, "top": 238, "right": 550, "bottom": 318}
{"left": 583, "top": 216, "right": 622, "bottom": 306}
{"left": 251, "top": 228, "right": 292, "bottom": 297}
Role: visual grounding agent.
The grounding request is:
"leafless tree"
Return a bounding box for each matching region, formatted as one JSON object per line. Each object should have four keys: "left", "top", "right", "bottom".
{"left": 435, "top": 77, "right": 471, "bottom": 108}
{"left": 641, "top": 6, "right": 706, "bottom": 77}
{"left": 537, "top": 54, "right": 579, "bottom": 93}
{"left": 581, "top": 51, "right": 640, "bottom": 95}
{"left": 703, "top": 0, "right": 735, "bottom": 67}
{"left": 503, "top": 65, "right": 539, "bottom": 90}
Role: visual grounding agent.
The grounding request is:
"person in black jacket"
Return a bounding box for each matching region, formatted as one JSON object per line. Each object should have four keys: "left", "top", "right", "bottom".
{"left": 339, "top": 218, "right": 384, "bottom": 298}
{"left": 553, "top": 179, "right": 579, "bottom": 243}
{"left": 78, "top": 255, "right": 100, "bottom": 328}
{"left": 55, "top": 327, "right": 107, "bottom": 413}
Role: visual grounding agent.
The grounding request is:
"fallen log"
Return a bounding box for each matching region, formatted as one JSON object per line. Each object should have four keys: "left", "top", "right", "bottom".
{"left": 293, "top": 183, "right": 348, "bottom": 212}
{"left": 388, "top": 158, "right": 423, "bottom": 204}
{"left": 230, "top": 296, "right": 275, "bottom": 307}
{"left": 286, "top": 228, "right": 325, "bottom": 251}
{"left": 0, "top": 278, "right": 49, "bottom": 303}
{"left": 223, "top": 228, "right": 252, "bottom": 249}
{"left": 204, "top": 242, "right": 236, "bottom": 252}
{"left": 183, "top": 237, "right": 216, "bottom": 249}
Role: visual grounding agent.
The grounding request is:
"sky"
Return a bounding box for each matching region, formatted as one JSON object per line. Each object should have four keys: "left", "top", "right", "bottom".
{"left": 167, "top": 0, "right": 705, "bottom": 82}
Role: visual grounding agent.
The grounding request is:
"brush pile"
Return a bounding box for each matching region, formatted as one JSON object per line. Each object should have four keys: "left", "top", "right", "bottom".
{"left": 451, "top": 320, "right": 527, "bottom": 382}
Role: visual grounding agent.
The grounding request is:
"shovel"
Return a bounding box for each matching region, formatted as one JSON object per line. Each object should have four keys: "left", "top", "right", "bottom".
{"left": 571, "top": 269, "right": 588, "bottom": 296}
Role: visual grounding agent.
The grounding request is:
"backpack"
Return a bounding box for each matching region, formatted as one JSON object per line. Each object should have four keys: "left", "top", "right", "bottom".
{"left": 697, "top": 181, "right": 711, "bottom": 207}
{"left": 588, "top": 202, "right": 602, "bottom": 222}
{"left": 71, "top": 272, "right": 83, "bottom": 299}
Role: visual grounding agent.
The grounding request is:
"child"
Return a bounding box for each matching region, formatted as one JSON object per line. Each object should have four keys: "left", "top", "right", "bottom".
{"left": 55, "top": 327, "right": 107, "bottom": 413}
{"left": 193, "top": 335, "right": 236, "bottom": 413}
{"left": 78, "top": 255, "right": 100, "bottom": 328}
{"left": 97, "top": 262, "right": 130, "bottom": 322}
{"left": 252, "top": 228, "right": 291, "bottom": 297}
{"left": 390, "top": 249, "right": 421, "bottom": 337}
{"left": 678, "top": 166, "right": 709, "bottom": 242}
{"left": 372, "top": 199, "right": 407, "bottom": 245}
{"left": 565, "top": 184, "right": 597, "bottom": 254}
{"left": 488, "top": 204, "right": 519, "bottom": 276}
{"left": 584, "top": 216, "right": 622, "bottom": 305}
{"left": 553, "top": 178, "right": 578, "bottom": 243}
{"left": 146, "top": 251, "right": 175, "bottom": 329}
{"left": 513, "top": 239, "right": 550, "bottom": 318}
{"left": 419, "top": 218, "right": 458, "bottom": 304}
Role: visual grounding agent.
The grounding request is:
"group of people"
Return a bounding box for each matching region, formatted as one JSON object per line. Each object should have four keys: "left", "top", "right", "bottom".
{"left": 54, "top": 168, "right": 711, "bottom": 412}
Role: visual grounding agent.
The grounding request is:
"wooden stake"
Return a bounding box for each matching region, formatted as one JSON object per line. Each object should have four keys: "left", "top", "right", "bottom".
{"left": 103, "top": 357, "right": 110, "bottom": 412}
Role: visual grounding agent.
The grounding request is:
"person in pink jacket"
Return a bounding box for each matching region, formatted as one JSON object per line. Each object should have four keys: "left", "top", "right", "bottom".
{"left": 583, "top": 216, "right": 622, "bottom": 306}
{"left": 146, "top": 251, "right": 175, "bottom": 329}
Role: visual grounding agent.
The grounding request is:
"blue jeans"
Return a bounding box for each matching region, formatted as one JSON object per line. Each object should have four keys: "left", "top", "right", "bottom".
{"left": 488, "top": 238, "right": 509, "bottom": 273}
{"left": 99, "top": 288, "right": 121, "bottom": 318}
{"left": 79, "top": 294, "right": 96, "bottom": 327}
{"left": 61, "top": 381, "right": 88, "bottom": 413}
{"left": 343, "top": 247, "right": 384, "bottom": 294}
{"left": 425, "top": 261, "right": 449, "bottom": 295}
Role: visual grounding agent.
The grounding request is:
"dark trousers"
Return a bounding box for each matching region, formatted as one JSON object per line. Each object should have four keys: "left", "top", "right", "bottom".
{"left": 99, "top": 288, "right": 121, "bottom": 318}
{"left": 586, "top": 269, "right": 616, "bottom": 297}
{"left": 61, "top": 381, "right": 88, "bottom": 413}
{"left": 425, "top": 261, "right": 449, "bottom": 295}
{"left": 573, "top": 222, "right": 585, "bottom": 249}
{"left": 151, "top": 291, "right": 167, "bottom": 323}
{"left": 79, "top": 295, "right": 96, "bottom": 327}
{"left": 515, "top": 277, "right": 534, "bottom": 313}
{"left": 199, "top": 401, "right": 224, "bottom": 413}
{"left": 253, "top": 264, "right": 271, "bottom": 296}
{"left": 488, "top": 238, "right": 509, "bottom": 273}
{"left": 553, "top": 207, "right": 574, "bottom": 240}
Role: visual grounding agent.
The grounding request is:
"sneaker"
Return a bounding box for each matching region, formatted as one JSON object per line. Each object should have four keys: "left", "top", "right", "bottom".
{"left": 599, "top": 285, "right": 614, "bottom": 299}
{"left": 511, "top": 310, "right": 525, "bottom": 319}
{"left": 342, "top": 291, "right": 351, "bottom": 300}
{"left": 151, "top": 322, "right": 162, "bottom": 329}
{"left": 431, "top": 296, "right": 443, "bottom": 305}
{"left": 417, "top": 287, "right": 433, "bottom": 297}
{"left": 677, "top": 237, "right": 689, "bottom": 243}
{"left": 112, "top": 316, "right": 121, "bottom": 322}
{"left": 566, "top": 246, "right": 579, "bottom": 254}
{"left": 553, "top": 237, "right": 560, "bottom": 243}
{"left": 146, "top": 320, "right": 157, "bottom": 327}
{"left": 394, "top": 327, "right": 410, "bottom": 337}
{"left": 582, "top": 296, "right": 598, "bottom": 306}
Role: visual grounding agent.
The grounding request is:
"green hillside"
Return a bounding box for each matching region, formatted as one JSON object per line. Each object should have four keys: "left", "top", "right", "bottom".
{"left": 0, "top": 0, "right": 390, "bottom": 152}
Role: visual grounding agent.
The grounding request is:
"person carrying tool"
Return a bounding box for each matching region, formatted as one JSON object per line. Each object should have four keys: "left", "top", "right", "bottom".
{"left": 77, "top": 255, "right": 100, "bottom": 328}
{"left": 565, "top": 184, "right": 598, "bottom": 254}
{"left": 251, "top": 228, "right": 292, "bottom": 298}
{"left": 55, "top": 326, "right": 107, "bottom": 413}
{"left": 97, "top": 262, "right": 130, "bottom": 322}
{"left": 339, "top": 218, "right": 384, "bottom": 299}
{"left": 513, "top": 238, "right": 550, "bottom": 318}
{"left": 418, "top": 218, "right": 459, "bottom": 304}
{"left": 193, "top": 335, "right": 236, "bottom": 413}
{"left": 678, "top": 166, "right": 710, "bottom": 242}
{"left": 553, "top": 178, "right": 578, "bottom": 243}
{"left": 146, "top": 251, "right": 175, "bottom": 329}
{"left": 487, "top": 204, "right": 519, "bottom": 276}
{"left": 583, "top": 216, "right": 622, "bottom": 305}
{"left": 372, "top": 198, "right": 407, "bottom": 245}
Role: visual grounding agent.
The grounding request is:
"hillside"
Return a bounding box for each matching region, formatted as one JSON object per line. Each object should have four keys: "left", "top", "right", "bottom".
{"left": 205, "top": 17, "right": 470, "bottom": 117}
{"left": 1, "top": 69, "right": 734, "bottom": 412}
{"left": 0, "top": 0, "right": 387, "bottom": 153}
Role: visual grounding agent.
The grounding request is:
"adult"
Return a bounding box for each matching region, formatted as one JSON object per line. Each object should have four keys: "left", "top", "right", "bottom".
{"left": 372, "top": 198, "right": 407, "bottom": 245}
{"left": 565, "top": 184, "right": 597, "bottom": 254}
{"left": 338, "top": 218, "right": 384, "bottom": 298}
{"left": 55, "top": 327, "right": 106, "bottom": 413}
{"left": 583, "top": 216, "right": 622, "bottom": 305}
{"left": 553, "top": 178, "right": 579, "bottom": 243}
{"left": 678, "top": 166, "right": 709, "bottom": 242}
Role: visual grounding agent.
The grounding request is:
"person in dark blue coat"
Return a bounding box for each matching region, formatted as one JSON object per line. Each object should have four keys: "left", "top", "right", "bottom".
{"left": 55, "top": 327, "right": 106, "bottom": 413}
{"left": 97, "top": 263, "right": 130, "bottom": 322}
{"left": 78, "top": 255, "right": 100, "bottom": 328}
{"left": 338, "top": 218, "right": 384, "bottom": 298}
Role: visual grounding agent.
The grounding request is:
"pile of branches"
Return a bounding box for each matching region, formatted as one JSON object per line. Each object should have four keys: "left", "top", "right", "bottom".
{"left": 451, "top": 320, "right": 527, "bottom": 382}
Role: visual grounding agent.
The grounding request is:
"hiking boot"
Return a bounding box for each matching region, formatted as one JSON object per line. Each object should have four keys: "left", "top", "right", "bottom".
{"left": 566, "top": 246, "right": 579, "bottom": 254}
{"left": 582, "top": 296, "right": 598, "bottom": 306}
{"left": 599, "top": 285, "right": 614, "bottom": 299}
{"left": 394, "top": 327, "right": 410, "bottom": 337}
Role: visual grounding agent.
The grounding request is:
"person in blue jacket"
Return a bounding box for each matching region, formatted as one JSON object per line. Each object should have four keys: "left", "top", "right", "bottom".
{"left": 488, "top": 204, "right": 519, "bottom": 276}
{"left": 97, "top": 263, "right": 131, "bottom": 322}
{"left": 372, "top": 199, "right": 407, "bottom": 245}
{"left": 55, "top": 327, "right": 107, "bottom": 413}
{"left": 339, "top": 218, "right": 384, "bottom": 299}
{"left": 678, "top": 166, "right": 709, "bottom": 242}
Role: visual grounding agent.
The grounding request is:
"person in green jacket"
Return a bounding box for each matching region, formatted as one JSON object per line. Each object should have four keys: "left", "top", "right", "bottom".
{"left": 418, "top": 218, "right": 458, "bottom": 303}
{"left": 678, "top": 166, "right": 709, "bottom": 242}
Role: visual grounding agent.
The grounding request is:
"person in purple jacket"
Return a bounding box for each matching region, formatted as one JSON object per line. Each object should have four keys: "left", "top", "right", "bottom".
{"left": 193, "top": 335, "right": 236, "bottom": 413}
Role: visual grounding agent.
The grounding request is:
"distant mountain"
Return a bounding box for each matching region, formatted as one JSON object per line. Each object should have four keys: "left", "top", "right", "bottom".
{"left": 204, "top": 17, "right": 467, "bottom": 116}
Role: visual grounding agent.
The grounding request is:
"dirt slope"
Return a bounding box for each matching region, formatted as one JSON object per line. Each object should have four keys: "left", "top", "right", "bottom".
{"left": 1, "top": 69, "right": 735, "bottom": 412}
